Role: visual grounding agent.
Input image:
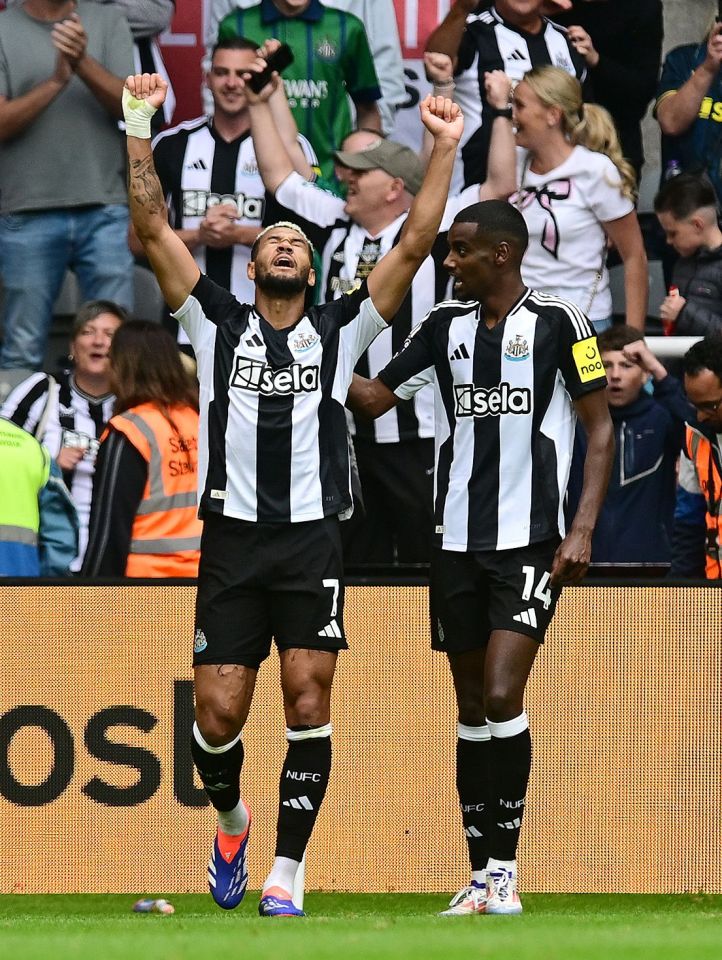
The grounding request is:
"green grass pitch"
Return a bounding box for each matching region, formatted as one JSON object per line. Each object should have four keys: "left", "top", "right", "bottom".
{"left": 1, "top": 893, "right": 722, "bottom": 960}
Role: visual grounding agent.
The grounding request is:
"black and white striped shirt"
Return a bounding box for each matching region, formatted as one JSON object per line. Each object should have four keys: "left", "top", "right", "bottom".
{"left": 153, "top": 118, "right": 317, "bottom": 342}
{"left": 379, "top": 289, "right": 606, "bottom": 552}
{"left": 275, "top": 172, "right": 477, "bottom": 443}
{"left": 173, "top": 274, "right": 387, "bottom": 523}
{"left": 0, "top": 371, "right": 114, "bottom": 569}
{"left": 453, "top": 6, "right": 586, "bottom": 189}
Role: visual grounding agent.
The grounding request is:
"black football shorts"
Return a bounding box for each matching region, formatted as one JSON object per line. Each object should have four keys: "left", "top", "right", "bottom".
{"left": 193, "top": 512, "right": 347, "bottom": 669}
{"left": 430, "top": 537, "right": 562, "bottom": 653}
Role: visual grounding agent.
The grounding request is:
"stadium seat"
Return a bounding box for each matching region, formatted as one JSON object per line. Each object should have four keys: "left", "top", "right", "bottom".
{"left": 0, "top": 366, "right": 36, "bottom": 404}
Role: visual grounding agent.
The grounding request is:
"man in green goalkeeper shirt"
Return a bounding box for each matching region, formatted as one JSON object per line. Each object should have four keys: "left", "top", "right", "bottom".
{"left": 217, "top": 0, "right": 382, "bottom": 181}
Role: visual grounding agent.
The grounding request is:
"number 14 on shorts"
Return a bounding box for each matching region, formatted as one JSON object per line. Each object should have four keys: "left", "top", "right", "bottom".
{"left": 521, "top": 565, "right": 552, "bottom": 610}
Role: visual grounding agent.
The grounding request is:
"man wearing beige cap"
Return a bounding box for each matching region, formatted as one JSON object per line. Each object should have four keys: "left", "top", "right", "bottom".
{"left": 248, "top": 72, "right": 515, "bottom": 566}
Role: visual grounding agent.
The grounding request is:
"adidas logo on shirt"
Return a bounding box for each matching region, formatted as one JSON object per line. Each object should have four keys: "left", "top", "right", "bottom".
{"left": 513, "top": 609, "right": 538, "bottom": 628}
{"left": 317, "top": 619, "right": 342, "bottom": 639}
{"left": 185, "top": 158, "right": 208, "bottom": 170}
{"left": 506, "top": 49, "right": 527, "bottom": 62}
{"left": 450, "top": 343, "right": 470, "bottom": 361}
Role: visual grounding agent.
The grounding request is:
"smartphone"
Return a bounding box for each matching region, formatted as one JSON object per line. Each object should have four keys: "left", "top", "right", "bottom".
{"left": 247, "top": 43, "right": 294, "bottom": 94}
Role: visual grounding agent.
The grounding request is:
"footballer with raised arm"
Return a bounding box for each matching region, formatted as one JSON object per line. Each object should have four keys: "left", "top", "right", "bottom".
{"left": 122, "top": 67, "right": 463, "bottom": 918}
{"left": 348, "top": 199, "right": 614, "bottom": 916}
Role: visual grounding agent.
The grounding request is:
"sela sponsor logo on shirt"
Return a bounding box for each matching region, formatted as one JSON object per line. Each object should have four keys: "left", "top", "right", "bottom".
{"left": 62, "top": 429, "right": 100, "bottom": 459}
{"left": 504, "top": 335, "right": 530, "bottom": 362}
{"left": 572, "top": 337, "right": 605, "bottom": 383}
{"left": 330, "top": 277, "right": 362, "bottom": 294}
{"left": 182, "top": 189, "right": 265, "bottom": 221}
{"left": 231, "top": 357, "right": 320, "bottom": 396}
{"left": 454, "top": 381, "right": 532, "bottom": 418}
{"left": 291, "top": 330, "right": 320, "bottom": 353}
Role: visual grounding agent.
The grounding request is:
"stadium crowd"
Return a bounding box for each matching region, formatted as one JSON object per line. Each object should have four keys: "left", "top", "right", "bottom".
{"left": 2, "top": 0, "right": 721, "bottom": 580}
{"left": 2, "top": 0, "right": 722, "bottom": 922}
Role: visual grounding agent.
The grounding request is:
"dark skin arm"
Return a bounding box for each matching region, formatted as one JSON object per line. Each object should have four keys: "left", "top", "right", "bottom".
{"left": 551, "top": 388, "right": 614, "bottom": 587}
{"left": 424, "top": 0, "right": 478, "bottom": 68}
{"left": 346, "top": 373, "right": 399, "bottom": 420}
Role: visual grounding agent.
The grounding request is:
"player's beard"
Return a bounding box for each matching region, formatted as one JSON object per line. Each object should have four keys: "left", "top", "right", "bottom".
{"left": 255, "top": 263, "right": 311, "bottom": 297}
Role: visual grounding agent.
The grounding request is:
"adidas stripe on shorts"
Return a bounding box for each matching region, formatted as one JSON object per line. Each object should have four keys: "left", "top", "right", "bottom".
{"left": 429, "top": 537, "right": 562, "bottom": 651}
{"left": 193, "top": 512, "right": 347, "bottom": 669}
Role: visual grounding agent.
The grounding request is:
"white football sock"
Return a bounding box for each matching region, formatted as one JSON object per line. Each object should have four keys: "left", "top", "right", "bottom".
{"left": 263, "top": 856, "right": 301, "bottom": 896}
{"left": 217, "top": 798, "right": 249, "bottom": 836}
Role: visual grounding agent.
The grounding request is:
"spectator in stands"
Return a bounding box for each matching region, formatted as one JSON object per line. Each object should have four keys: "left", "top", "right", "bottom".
{"left": 207, "top": 0, "right": 404, "bottom": 136}
{"left": 0, "top": 300, "right": 126, "bottom": 571}
{"left": 136, "top": 37, "right": 317, "bottom": 348}
{"left": 567, "top": 325, "right": 690, "bottom": 571}
{"left": 551, "top": 0, "right": 663, "bottom": 183}
{"left": 0, "top": 418, "right": 78, "bottom": 577}
{"left": 654, "top": 174, "right": 722, "bottom": 338}
{"left": 0, "top": 0, "right": 134, "bottom": 370}
{"left": 5, "top": 0, "right": 176, "bottom": 132}
{"left": 671, "top": 337, "right": 722, "bottom": 580}
{"left": 509, "top": 65, "right": 647, "bottom": 331}
{"left": 215, "top": 0, "right": 382, "bottom": 182}
{"left": 248, "top": 67, "right": 515, "bottom": 564}
{"left": 656, "top": 18, "right": 722, "bottom": 203}
{"left": 82, "top": 321, "right": 202, "bottom": 578}
{"left": 425, "top": 0, "right": 586, "bottom": 191}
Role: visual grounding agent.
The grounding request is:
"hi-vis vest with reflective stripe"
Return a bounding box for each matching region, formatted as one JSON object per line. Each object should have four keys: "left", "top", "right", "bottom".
{"left": 685, "top": 425, "right": 722, "bottom": 579}
{"left": 109, "top": 403, "right": 202, "bottom": 578}
{"left": 0, "top": 418, "right": 50, "bottom": 576}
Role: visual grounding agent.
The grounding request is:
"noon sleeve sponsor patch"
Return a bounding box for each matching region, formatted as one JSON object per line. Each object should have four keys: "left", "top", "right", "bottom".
{"left": 572, "top": 337, "right": 605, "bottom": 383}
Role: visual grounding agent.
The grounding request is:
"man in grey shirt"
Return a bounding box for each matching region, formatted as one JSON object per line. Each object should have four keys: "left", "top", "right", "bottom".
{"left": 0, "top": 0, "right": 134, "bottom": 369}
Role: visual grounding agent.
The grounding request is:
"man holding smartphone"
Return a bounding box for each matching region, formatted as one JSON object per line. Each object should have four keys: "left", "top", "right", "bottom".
{"left": 656, "top": 16, "right": 722, "bottom": 203}
{"left": 215, "top": 0, "right": 383, "bottom": 181}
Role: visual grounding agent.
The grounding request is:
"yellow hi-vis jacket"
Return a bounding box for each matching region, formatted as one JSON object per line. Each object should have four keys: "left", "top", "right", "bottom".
{"left": 0, "top": 418, "right": 49, "bottom": 576}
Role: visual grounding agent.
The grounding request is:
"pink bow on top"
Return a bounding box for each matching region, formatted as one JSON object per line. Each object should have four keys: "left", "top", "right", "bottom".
{"left": 511, "top": 178, "right": 572, "bottom": 259}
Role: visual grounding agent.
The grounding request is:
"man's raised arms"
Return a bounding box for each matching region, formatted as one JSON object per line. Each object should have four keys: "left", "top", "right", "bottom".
{"left": 364, "top": 96, "right": 463, "bottom": 322}
{"left": 123, "top": 73, "right": 204, "bottom": 311}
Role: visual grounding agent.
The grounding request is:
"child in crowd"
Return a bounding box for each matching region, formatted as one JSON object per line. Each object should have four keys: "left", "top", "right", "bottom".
{"left": 655, "top": 174, "right": 722, "bottom": 337}
{"left": 567, "top": 325, "right": 691, "bottom": 569}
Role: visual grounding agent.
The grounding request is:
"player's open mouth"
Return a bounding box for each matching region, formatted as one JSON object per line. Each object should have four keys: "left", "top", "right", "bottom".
{"left": 273, "top": 256, "right": 295, "bottom": 268}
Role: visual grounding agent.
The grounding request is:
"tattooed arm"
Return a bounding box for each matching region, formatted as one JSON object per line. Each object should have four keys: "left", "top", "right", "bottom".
{"left": 124, "top": 74, "right": 200, "bottom": 310}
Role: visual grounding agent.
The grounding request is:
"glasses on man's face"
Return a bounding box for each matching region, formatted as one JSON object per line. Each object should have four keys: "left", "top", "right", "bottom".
{"left": 693, "top": 396, "right": 722, "bottom": 414}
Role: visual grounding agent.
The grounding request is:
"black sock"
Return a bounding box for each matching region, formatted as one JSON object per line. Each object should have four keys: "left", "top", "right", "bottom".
{"left": 190, "top": 727, "right": 244, "bottom": 813}
{"left": 488, "top": 716, "right": 532, "bottom": 861}
{"left": 275, "top": 728, "right": 332, "bottom": 861}
{"left": 456, "top": 729, "right": 493, "bottom": 872}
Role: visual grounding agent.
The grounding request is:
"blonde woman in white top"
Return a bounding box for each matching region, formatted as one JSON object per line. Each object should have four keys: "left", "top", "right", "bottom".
{"left": 510, "top": 66, "right": 648, "bottom": 332}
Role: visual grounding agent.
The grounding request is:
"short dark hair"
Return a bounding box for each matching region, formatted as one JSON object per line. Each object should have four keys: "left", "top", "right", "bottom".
{"left": 71, "top": 300, "right": 129, "bottom": 340}
{"left": 211, "top": 36, "right": 259, "bottom": 60}
{"left": 598, "top": 324, "right": 644, "bottom": 354}
{"left": 683, "top": 336, "right": 722, "bottom": 380}
{"left": 654, "top": 173, "right": 719, "bottom": 220}
{"left": 453, "top": 200, "right": 529, "bottom": 258}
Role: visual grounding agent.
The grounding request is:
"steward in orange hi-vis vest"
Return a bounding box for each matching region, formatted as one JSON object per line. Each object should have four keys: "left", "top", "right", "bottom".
{"left": 685, "top": 424, "right": 722, "bottom": 579}
{"left": 108, "top": 402, "right": 202, "bottom": 577}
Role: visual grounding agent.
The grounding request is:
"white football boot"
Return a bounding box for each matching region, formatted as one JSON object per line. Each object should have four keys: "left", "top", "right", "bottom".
{"left": 485, "top": 865, "right": 523, "bottom": 915}
{"left": 439, "top": 879, "right": 487, "bottom": 916}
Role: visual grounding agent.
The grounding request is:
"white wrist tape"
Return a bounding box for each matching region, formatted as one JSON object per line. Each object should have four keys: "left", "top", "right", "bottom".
{"left": 122, "top": 87, "right": 158, "bottom": 139}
